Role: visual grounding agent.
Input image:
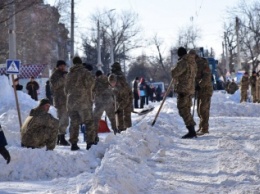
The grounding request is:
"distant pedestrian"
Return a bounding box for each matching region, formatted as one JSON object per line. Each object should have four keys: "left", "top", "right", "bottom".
{"left": 145, "top": 83, "right": 150, "bottom": 105}
{"left": 155, "top": 85, "right": 162, "bottom": 102}
{"left": 138, "top": 77, "right": 146, "bottom": 108}
{"left": 132, "top": 77, "right": 139, "bottom": 108}
{"left": 26, "top": 76, "right": 39, "bottom": 101}
{"left": 13, "top": 78, "right": 23, "bottom": 91}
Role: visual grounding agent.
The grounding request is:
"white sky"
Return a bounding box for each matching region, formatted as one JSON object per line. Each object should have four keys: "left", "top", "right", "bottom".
{"left": 48, "top": 0, "right": 246, "bottom": 59}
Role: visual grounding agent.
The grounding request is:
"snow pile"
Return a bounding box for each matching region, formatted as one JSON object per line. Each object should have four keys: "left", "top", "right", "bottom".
{"left": 0, "top": 75, "right": 259, "bottom": 193}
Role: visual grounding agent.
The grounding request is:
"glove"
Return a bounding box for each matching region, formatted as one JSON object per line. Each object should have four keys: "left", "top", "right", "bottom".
{"left": 0, "top": 146, "right": 11, "bottom": 164}
{"left": 195, "top": 85, "right": 200, "bottom": 91}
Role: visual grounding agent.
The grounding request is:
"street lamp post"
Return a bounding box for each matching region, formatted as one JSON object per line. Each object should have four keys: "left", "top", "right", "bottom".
{"left": 96, "top": 9, "right": 115, "bottom": 72}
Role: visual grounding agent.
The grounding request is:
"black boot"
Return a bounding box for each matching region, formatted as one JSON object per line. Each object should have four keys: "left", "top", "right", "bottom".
{"left": 59, "top": 134, "right": 70, "bottom": 146}
{"left": 86, "top": 143, "right": 94, "bottom": 150}
{"left": 182, "top": 125, "right": 197, "bottom": 139}
{"left": 71, "top": 143, "right": 80, "bottom": 151}
{"left": 56, "top": 135, "right": 60, "bottom": 145}
{"left": 94, "top": 136, "right": 99, "bottom": 145}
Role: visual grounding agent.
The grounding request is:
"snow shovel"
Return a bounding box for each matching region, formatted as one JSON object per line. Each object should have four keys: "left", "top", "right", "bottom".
{"left": 151, "top": 79, "right": 174, "bottom": 126}
{"left": 192, "top": 91, "right": 197, "bottom": 118}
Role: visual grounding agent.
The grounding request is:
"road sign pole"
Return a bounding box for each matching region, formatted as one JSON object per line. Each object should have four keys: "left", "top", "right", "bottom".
{"left": 11, "top": 75, "right": 22, "bottom": 128}
{"left": 8, "top": 1, "right": 22, "bottom": 128}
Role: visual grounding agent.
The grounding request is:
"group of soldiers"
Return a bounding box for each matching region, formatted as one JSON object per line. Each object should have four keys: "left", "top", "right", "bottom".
{"left": 240, "top": 71, "right": 260, "bottom": 103}
{"left": 171, "top": 47, "right": 213, "bottom": 138}
{"left": 20, "top": 57, "right": 133, "bottom": 151}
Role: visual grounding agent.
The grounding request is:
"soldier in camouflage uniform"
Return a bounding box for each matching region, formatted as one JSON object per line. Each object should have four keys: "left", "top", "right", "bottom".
{"left": 65, "top": 56, "right": 95, "bottom": 150}
{"left": 227, "top": 79, "right": 238, "bottom": 94}
{"left": 93, "top": 70, "right": 117, "bottom": 135}
{"left": 171, "top": 47, "right": 197, "bottom": 139}
{"left": 49, "top": 60, "right": 70, "bottom": 146}
{"left": 240, "top": 72, "right": 250, "bottom": 103}
{"left": 108, "top": 74, "right": 133, "bottom": 132}
{"left": 250, "top": 71, "right": 257, "bottom": 102}
{"left": 21, "top": 99, "right": 58, "bottom": 150}
{"left": 255, "top": 73, "right": 260, "bottom": 103}
{"left": 189, "top": 50, "right": 213, "bottom": 136}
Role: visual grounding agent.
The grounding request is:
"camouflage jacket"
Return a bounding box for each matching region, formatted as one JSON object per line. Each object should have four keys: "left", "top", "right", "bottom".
{"left": 240, "top": 76, "right": 249, "bottom": 90}
{"left": 21, "top": 107, "right": 58, "bottom": 148}
{"left": 171, "top": 54, "right": 197, "bottom": 95}
{"left": 65, "top": 64, "right": 94, "bottom": 111}
{"left": 49, "top": 69, "right": 67, "bottom": 107}
{"left": 227, "top": 82, "right": 238, "bottom": 94}
{"left": 195, "top": 57, "right": 213, "bottom": 96}
{"left": 250, "top": 75, "right": 257, "bottom": 88}
{"left": 112, "top": 82, "right": 133, "bottom": 110}
{"left": 93, "top": 75, "right": 113, "bottom": 102}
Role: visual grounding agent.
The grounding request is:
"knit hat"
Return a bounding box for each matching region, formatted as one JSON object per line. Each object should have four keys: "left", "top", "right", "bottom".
{"left": 188, "top": 49, "right": 197, "bottom": 55}
{"left": 56, "top": 60, "right": 66, "bottom": 67}
{"left": 111, "top": 62, "right": 121, "bottom": 73}
{"left": 73, "top": 56, "right": 82, "bottom": 64}
{"left": 96, "top": 70, "right": 103, "bottom": 77}
{"left": 108, "top": 74, "right": 117, "bottom": 83}
{"left": 252, "top": 71, "right": 256, "bottom": 74}
{"left": 177, "top": 47, "right": 187, "bottom": 57}
{"left": 39, "top": 98, "right": 50, "bottom": 107}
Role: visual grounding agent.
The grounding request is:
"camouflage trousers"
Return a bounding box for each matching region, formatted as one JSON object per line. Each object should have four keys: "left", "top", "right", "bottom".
{"left": 68, "top": 109, "right": 95, "bottom": 144}
{"left": 21, "top": 117, "right": 59, "bottom": 150}
{"left": 177, "top": 93, "right": 196, "bottom": 126}
{"left": 240, "top": 90, "right": 248, "bottom": 102}
{"left": 116, "top": 105, "right": 132, "bottom": 131}
{"left": 93, "top": 100, "right": 116, "bottom": 135}
{"left": 56, "top": 105, "right": 69, "bottom": 135}
{"left": 197, "top": 92, "right": 212, "bottom": 132}
{"left": 251, "top": 88, "right": 257, "bottom": 102}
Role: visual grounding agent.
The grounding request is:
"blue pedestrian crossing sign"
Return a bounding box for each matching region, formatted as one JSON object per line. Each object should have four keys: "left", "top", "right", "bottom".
{"left": 6, "top": 59, "right": 20, "bottom": 74}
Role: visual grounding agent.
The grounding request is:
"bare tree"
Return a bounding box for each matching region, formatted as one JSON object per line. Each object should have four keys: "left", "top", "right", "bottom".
{"left": 82, "top": 9, "right": 142, "bottom": 74}
{"left": 176, "top": 24, "right": 201, "bottom": 49}
{"left": 228, "top": 0, "right": 260, "bottom": 71}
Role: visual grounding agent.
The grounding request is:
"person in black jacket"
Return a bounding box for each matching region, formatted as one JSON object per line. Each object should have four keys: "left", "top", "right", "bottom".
{"left": 26, "top": 76, "right": 39, "bottom": 101}
{"left": 13, "top": 78, "right": 23, "bottom": 91}
{"left": 0, "top": 125, "right": 11, "bottom": 164}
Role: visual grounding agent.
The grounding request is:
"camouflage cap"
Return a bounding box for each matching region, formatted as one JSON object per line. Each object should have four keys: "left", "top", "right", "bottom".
{"left": 108, "top": 74, "right": 117, "bottom": 83}
{"left": 188, "top": 49, "right": 197, "bottom": 55}
{"left": 111, "top": 62, "right": 121, "bottom": 72}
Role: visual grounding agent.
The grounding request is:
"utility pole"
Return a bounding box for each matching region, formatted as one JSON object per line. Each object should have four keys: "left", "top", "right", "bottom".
{"left": 235, "top": 16, "right": 241, "bottom": 72}
{"left": 70, "top": 0, "right": 74, "bottom": 66}
{"left": 8, "top": 0, "right": 22, "bottom": 127}
{"left": 96, "top": 20, "right": 103, "bottom": 72}
{"left": 224, "top": 32, "right": 230, "bottom": 74}
{"left": 123, "top": 42, "right": 126, "bottom": 76}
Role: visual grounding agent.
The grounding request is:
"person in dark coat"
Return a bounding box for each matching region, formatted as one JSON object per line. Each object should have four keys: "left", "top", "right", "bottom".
{"left": 13, "top": 78, "right": 23, "bottom": 91}
{"left": 155, "top": 85, "right": 162, "bottom": 102}
{"left": 45, "top": 80, "right": 53, "bottom": 105}
{"left": 26, "top": 76, "right": 39, "bottom": 101}
{"left": 132, "top": 77, "right": 139, "bottom": 108}
{"left": 145, "top": 83, "right": 150, "bottom": 105}
{"left": 0, "top": 125, "right": 11, "bottom": 164}
{"left": 138, "top": 77, "right": 146, "bottom": 108}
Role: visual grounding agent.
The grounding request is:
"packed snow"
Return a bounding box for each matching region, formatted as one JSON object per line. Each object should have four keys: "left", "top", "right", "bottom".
{"left": 0, "top": 75, "right": 259, "bottom": 194}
